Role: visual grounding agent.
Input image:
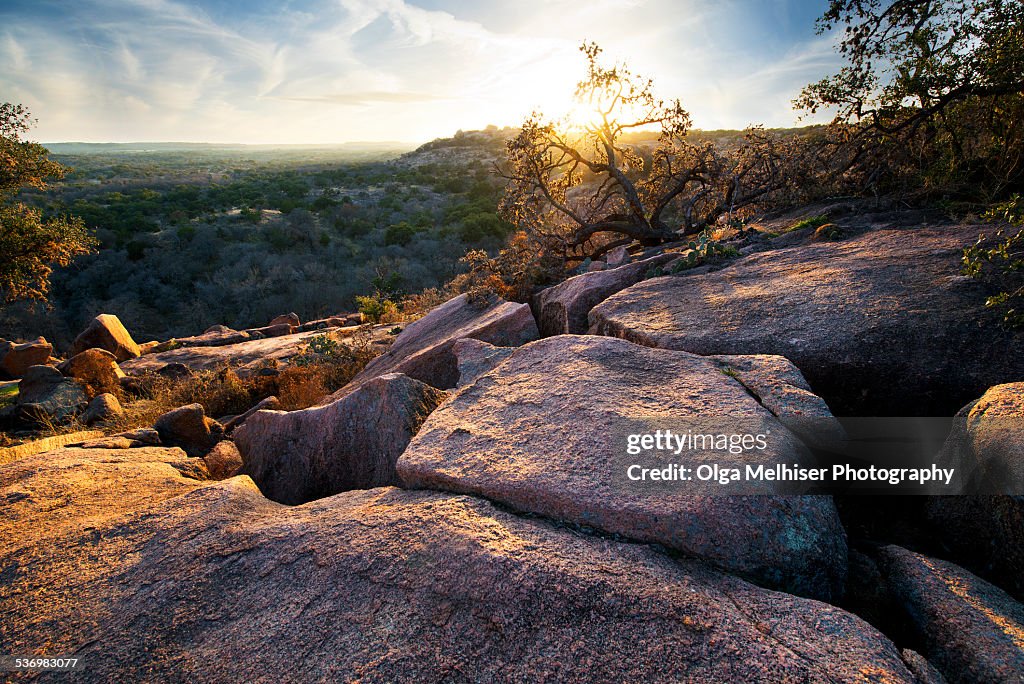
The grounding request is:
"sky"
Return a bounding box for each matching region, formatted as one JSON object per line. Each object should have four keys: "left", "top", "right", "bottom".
{"left": 0, "top": 0, "right": 842, "bottom": 144}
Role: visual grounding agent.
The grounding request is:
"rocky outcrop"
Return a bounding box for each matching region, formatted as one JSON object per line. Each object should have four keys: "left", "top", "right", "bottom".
{"left": 173, "top": 327, "right": 252, "bottom": 348}
{"left": 69, "top": 314, "right": 141, "bottom": 362}
{"left": 935, "top": 382, "right": 1024, "bottom": 491}
{"left": 82, "top": 393, "right": 123, "bottom": 425}
{"left": 926, "top": 384, "right": 1024, "bottom": 598}
{"left": 0, "top": 337, "right": 53, "bottom": 379}
{"left": 245, "top": 323, "right": 294, "bottom": 338}
{"left": 590, "top": 225, "right": 1024, "bottom": 415}
{"left": 878, "top": 545, "right": 1024, "bottom": 683}
{"left": 16, "top": 364, "right": 88, "bottom": 423}
{"left": 154, "top": 404, "right": 223, "bottom": 457}
{"left": 398, "top": 335, "right": 847, "bottom": 601}
{"left": 0, "top": 447, "right": 917, "bottom": 682}
{"left": 452, "top": 338, "right": 514, "bottom": 387}
{"left": 533, "top": 253, "right": 677, "bottom": 336}
{"left": 335, "top": 294, "right": 538, "bottom": 398}
{"left": 120, "top": 328, "right": 377, "bottom": 377}
{"left": 235, "top": 373, "right": 446, "bottom": 504}
{"left": 58, "top": 348, "right": 125, "bottom": 396}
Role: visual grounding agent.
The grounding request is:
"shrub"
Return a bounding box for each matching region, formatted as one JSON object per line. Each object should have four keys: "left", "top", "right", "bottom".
{"left": 670, "top": 230, "right": 740, "bottom": 272}
{"left": 447, "top": 231, "right": 565, "bottom": 303}
{"left": 355, "top": 293, "right": 400, "bottom": 323}
{"left": 962, "top": 195, "right": 1024, "bottom": 328}
{"left": 278, "top": 332, "right": 379, "bottom": 409}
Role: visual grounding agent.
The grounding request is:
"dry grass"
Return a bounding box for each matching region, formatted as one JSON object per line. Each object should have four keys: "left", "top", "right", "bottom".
{"left": 110, "top": 331, "right": 381, "bottom": 428}
{"left": 1, "top": 329, "right": 384, "bottom": 444}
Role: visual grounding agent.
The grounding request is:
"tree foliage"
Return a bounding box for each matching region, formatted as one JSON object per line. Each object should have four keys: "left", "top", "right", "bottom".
{"left": 501, "top": 43, "right": 801, "bottom": 261}
{"left": 0, "top": 103, "right": 95, "bottom": 303}
{"left": 797, "top": 0, "right": 1024, "bottom": 199}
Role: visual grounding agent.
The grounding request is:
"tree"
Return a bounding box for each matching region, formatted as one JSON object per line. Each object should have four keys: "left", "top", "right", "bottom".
{"left": 0, "top": 103, "right": 96, "bottom": 303}
{"left": 500, "top": 43, "right": 798, "bottom": 261}
{"left": 796, "top": 0, "right": 1024, "bottom": 199}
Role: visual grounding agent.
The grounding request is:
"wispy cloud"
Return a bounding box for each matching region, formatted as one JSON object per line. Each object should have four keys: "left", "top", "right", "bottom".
{"left": 0, "top": 0, "right": 842, "bottom": 143}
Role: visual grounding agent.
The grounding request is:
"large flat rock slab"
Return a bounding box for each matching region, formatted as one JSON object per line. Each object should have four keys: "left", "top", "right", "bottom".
{"left": 0, "top": 447, "right": 915, "bottom": 682}
{"left": 879, "top": 545, "right": 1024, "bottom": 683}
{"left": 398, "top": 334, "right": 847, "bottom": 601}
{"left": 120, "top": 327, "right": 376, "bottom": 377}
{"left": 590, "top": 225, "right": 1024, "bottom": 415}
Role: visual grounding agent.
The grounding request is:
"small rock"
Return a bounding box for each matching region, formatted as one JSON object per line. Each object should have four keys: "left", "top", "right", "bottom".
{"left": 156, "top": 363, "right": 193, "bottom": 380}
{"left": 173, "top": 328, "right": 250, "bottom": 348}
{"left": 453, "top": 338, "right": 514, "bottom": 387}
{"left": 138, "top": 341, "right": 161, "bottom": 355}
{"left": 245, "top": 323, "right": 294, "bottom": 338}
{"left": 586, "top": 260, "right": 606, "bottom": 272}
{"left": 154, "top": 403, "right": 222, "bottom": 457}
{"left": 605, "top": 245, "right": 630, "bottom": 267}
{"left": 82, "top": 393, "right": 123, "bottom": 425}
{"left": 203, "top": 440, "right": 243, "bottom": 479}
{"left": 69, "top": 314, "right": 141, "bottom": 362}
{"left": 269, "top": 313, "right": 300, "bottom": 327}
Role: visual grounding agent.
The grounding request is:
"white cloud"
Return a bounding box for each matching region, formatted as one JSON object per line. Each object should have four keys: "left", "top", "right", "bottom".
{"left": 0, "top": 0, "right": 843, "bottom": 142}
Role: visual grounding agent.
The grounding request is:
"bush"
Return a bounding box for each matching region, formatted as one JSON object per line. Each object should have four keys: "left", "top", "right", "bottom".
{"left": 962, "top": 195, "right": 1024, "bottom": 328}
{"left": 355, "top": 293, "right": 400, "bottom": 323}
{"left": 447, "top": 231, "right": 565, "bottom": 303}
{"left": 278, "top": 332, "right": 379, "bottom": 409}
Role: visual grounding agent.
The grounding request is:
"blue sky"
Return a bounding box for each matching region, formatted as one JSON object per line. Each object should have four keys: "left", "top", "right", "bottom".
{"left": 0, "top": 0, "right": 841, "bottom": 143}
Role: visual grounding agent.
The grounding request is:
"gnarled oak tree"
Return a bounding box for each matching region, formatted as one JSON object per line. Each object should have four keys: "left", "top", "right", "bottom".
{"left": 500, "top": 43, "right": 799, "bottom": 261}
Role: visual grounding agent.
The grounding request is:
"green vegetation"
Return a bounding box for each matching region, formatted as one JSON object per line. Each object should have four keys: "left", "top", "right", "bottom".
{"left": 3, "top": 131, "right": 517, "bottom": 345}
{"left": 0, "top": 103, "right": 96, "bottom": 303}
{"left": 355, "top": 293, "right": 399, "bottom": 324}
{"left": 797, "top": 0, "right": 1024, "bottom": 202}
{"left": 963, "top": 195, "right": 1024, "bottom": 327}
{"left": 785, "top": 215, "right": 830, "bottom": 233}
{"left": 0, "top": 383, "right": 18, "bottom": 408}
{"left": 673, "top": 232, "right": 741, "bottom": 271}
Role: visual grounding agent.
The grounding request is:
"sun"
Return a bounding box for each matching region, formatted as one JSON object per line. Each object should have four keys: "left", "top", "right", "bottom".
{"left": 563, "top": 103, "right": 607, "bottom": 132}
